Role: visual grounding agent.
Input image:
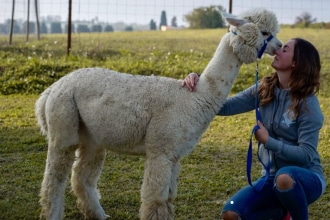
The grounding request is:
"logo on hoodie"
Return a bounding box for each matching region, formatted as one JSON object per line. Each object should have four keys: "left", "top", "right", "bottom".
{"left": 281, "top": 111, "right": 296, "bottom": 127}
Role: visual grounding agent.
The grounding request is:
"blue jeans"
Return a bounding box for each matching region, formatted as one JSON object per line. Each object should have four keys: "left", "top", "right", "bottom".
{"left": 221, "top": 166, "right": 325, "bottom": 220}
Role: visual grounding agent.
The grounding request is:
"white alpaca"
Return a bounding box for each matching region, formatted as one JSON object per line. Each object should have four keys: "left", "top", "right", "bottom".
{"left": 36, "top": 8, "right": 281, "bottom": 220}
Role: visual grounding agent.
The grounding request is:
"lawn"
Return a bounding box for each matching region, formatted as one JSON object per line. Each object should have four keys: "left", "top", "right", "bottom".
{"left": 0, "top": 28, "right": 330, "bottom": 219}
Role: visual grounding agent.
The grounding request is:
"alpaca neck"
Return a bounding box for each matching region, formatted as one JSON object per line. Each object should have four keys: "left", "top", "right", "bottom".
{"left": 200, "top": 33, "right": 243, "bottom": 101}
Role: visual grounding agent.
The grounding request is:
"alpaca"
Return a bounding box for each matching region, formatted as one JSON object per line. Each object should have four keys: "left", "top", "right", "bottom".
{"left": 36, "top": 8, "right": 281, "bottom": 220}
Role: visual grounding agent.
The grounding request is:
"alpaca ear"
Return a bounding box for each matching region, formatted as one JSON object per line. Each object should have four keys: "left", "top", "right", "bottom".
{"left": 222, "top": 11, "right": 247, "bottom": 27}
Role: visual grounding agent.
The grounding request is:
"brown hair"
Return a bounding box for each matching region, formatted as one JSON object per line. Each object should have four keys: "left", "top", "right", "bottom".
{"left": 258, "top": 38, "right": 321, "bottom": 117}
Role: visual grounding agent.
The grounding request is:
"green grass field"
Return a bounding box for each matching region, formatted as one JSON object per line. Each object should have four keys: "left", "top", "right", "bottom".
{"left": 1, "top": 28, "right": 330, "bottom": 219}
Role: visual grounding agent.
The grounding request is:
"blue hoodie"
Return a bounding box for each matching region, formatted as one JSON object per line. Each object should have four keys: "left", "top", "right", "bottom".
{"left": 218, "top": 85, "right": 325, "bottom": 185}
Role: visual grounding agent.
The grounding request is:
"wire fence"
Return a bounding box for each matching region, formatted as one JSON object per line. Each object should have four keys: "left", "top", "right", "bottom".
{"left": 1, "top": 0, "right": 330, "bottom": 34}
{"left": 1, "top": 0, "right": 330, "bottom": 52}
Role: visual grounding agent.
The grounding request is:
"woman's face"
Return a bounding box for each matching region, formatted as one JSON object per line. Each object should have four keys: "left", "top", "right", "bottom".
{"left": 271, "top": 39, "right": 296, "bottom": 71}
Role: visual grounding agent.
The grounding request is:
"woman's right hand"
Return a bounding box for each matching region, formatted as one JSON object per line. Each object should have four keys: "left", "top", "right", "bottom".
{"left": 181, "top": 73, "right": 199, "bottom": 91}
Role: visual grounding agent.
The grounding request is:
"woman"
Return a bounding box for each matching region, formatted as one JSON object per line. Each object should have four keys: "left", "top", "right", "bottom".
{"left": 182, "top": 38, "right": 326, "bottom": 220}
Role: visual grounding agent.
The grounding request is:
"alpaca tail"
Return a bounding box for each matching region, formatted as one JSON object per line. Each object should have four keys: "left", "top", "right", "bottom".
{"left": 35, "top": 87, "right": 52, "bottom": 137}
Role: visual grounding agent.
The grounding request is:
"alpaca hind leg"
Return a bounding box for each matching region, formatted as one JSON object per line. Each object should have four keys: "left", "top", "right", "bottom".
{"left": 71, "top": 146, "right": 108, "bottom": 219}
{"left": 168, "top": 161, "right": 181, "bottom": 204}
{"left": 39, "top": 145, "right": 76, "bottom": 220}
{"left": 140, "top": 156, "right": 175, "bottom": 220}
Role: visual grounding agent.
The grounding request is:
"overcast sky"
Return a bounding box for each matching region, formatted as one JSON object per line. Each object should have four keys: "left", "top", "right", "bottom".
{"left": 1, "top": 0, "right": 330, "bottom": 26}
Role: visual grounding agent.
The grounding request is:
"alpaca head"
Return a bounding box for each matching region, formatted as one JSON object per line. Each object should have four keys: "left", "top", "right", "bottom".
{"left": 223, "top": 8, "right": 282, "bottom": 64}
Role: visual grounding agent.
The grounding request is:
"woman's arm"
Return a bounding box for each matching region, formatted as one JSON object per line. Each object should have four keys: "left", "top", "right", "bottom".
{"left": 218, "top": 86, "right": 257, "bottom": 116}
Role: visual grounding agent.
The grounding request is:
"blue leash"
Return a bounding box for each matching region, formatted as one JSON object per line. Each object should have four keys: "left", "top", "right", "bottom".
{"left": 246, "top": 61, "right": 271, "bottom": 192}
{"left": 245, "top": 34, "right": 273, "bottom": 192}
{"left": 229, "top": 30, "right": 273, "bottom": 191}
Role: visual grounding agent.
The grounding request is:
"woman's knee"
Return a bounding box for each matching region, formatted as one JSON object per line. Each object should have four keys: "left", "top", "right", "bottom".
{"left": 222, "top": 210, "right": 240, "bottom": 220}
{"left": 275, "top": 174, "right": 294, "bottom": 190}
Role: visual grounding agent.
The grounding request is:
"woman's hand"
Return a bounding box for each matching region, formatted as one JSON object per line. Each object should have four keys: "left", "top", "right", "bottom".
{"left": 181, "top": 73, "right": 199, "bottom": 91}
{"left": 254, "top": 121, "right": 269, "bottom": 144}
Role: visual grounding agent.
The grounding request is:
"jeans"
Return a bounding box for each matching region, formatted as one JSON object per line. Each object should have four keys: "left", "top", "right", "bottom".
{"left": 221, "top": 166, "right": 325, "bottom": 220}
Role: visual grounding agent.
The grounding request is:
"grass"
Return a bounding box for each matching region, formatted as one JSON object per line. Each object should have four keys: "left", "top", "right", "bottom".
{"left": 1, "top": 28, "right": 330, "bottom": 96}
{"left": 0, "top": 28, "right": 330, "bottom": 219}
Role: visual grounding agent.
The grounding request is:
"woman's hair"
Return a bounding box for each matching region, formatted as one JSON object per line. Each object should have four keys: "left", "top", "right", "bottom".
{"left": 258, "top": 38, "right": 321, "bottom": 117}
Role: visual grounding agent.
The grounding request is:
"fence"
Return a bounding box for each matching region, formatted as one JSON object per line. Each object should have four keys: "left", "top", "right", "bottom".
{"left": 1, "top": 0, "right": 330, "bottom": 53}
{"left": 2, "top": 0, "right": 330, "bottom": 33}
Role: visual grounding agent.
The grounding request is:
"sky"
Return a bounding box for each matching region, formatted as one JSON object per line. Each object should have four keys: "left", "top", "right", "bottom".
{"left": 1, "top": 0, "right": 330, "bottom": 26}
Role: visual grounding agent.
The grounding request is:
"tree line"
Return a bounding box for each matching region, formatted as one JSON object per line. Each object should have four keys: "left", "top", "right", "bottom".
{"left": 152, "top": 6, "right": 330, "bottom": 30}
{"left": 0, "top": 19, "right": 118, "bottom": 35}
{"left": 150, "top": 6, "right": 226, "bottom": 30}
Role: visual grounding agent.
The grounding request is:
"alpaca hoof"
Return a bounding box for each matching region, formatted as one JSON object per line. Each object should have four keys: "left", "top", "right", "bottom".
{"left": 81, "top": 208, "right": 109, "bottom": 220}
{"left": 84, "top": 213, "right": 109, "bottom": 220}
{"left": 104, "top": 214, "right": 110, "bottom": 219}
{"left": 140, "top": 202, "right": 174, "bottom": 220}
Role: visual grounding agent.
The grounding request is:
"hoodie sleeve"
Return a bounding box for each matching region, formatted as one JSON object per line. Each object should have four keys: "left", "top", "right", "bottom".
{"left": 217, "top": 85, "right": 257, "bottom": 116}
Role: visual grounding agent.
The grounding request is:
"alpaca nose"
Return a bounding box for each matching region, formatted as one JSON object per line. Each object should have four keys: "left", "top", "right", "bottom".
{"left": 274, "top": 48, "right": 281, "bottom": 55}
{"left": 275, "top": 43, "right": 283, "bottom": 54}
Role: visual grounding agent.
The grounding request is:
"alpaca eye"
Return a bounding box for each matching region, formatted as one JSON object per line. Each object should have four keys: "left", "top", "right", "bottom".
{"left": 261, "top": 31, "right": 269, "bottom": 36}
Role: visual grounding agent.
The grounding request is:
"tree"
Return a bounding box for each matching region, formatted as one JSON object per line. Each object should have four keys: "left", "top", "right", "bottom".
{"left": 184, "top": 5, "right": 225, "bottom": 29}
{"left": 23, "top": 21, "right": 35, "bottom": 34}
{"left": 40, "top": 22, "right": 48, "bottom": 33}
{"left": 149, "top": 19, "right": 157, "bottom": 30}
{"left": 125, "top": 26, "right": 133, "bottom": 31}
{"left": 7, "top": 18, "right": 21, "bottom": 34}
{"left": 13, "top": 22, "right": 21, "bottom": 33}
{"left": 77, "top": 24, "right": 90, "bottom": 33}
{"left": 91, "top": 24, "right": 102, "bottom": 32}
{"left": 171, "top": 16, "right": 177, "bottom": 27}
{"left": 295, "top": 12, "right": 316, "bottom": 27}
{"left": 159, "top": 10, "right": 167, "bottom": 30}
{"left": 64, "top": 23, "right": 75, "bottom": 33}
{"left": 50, "top": 22, "right": 62, "bottom": 33}
{"left": 104, "top": 25, "right": 114, "bottom": 32}
{"left": 0, "top": 23, "right": 9, "bottom": 34}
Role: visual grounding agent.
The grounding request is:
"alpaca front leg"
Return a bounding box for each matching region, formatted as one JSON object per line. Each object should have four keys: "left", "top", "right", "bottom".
{"left": 71, "top": 147, "right": 108, "bottom": 219}
{"left": 39, "top": 145, "right": 76, "bottom": 220}
{"left": 140, "top": 157, "right": 175, "bottom": 220}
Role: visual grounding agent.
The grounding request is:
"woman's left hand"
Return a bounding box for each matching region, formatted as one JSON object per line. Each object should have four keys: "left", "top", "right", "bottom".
{"left": 254, "top": 120, "right": 269, "bottom": 144}
{"left": 181, "top": 73, "right": 199, "bottom": 91}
